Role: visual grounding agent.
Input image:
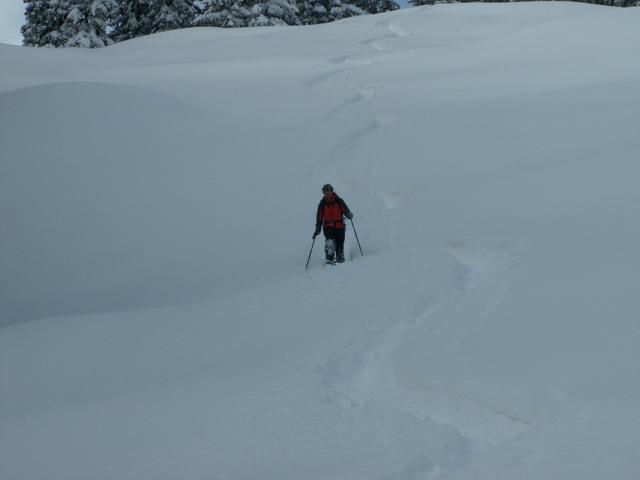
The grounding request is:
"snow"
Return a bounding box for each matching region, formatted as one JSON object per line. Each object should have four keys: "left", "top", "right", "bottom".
{"left": 2, "top": 3, "right": 640, "bottom": 479}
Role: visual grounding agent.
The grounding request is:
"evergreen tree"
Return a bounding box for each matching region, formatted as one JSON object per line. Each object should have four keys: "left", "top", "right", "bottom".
{"left": 111, "top": 0, "right": 154, "bottom": 42}
{"left": 193, "top": 0, "right": 256, "bottom": 27}
{"left": 22, "top": 0, "right": 63, "bottom": 47}
{"left": 355, "top": 0, "right": 399, "bottom": 14}
{"left": 251, "top": 0, "right": 301, "bottom": 26}
{"left": 194, "top": 0, "right": 300, "bottom": 27}
{"left": 146, "top": 0, "right": 198, "bottom": 33}
{"left": 296, "top": 0, "right": 363, "bottom": 25}
{"left": 22, "top": 0, "right": 117, "bottom": 48}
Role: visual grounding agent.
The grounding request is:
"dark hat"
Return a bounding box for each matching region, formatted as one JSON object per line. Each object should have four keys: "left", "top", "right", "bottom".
{"left": 322, "top": 184, "right": 334, "bottom": 192}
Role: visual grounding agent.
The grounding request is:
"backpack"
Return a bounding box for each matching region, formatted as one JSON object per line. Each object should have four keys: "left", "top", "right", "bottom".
{"left": 322, "top": 194, "right": 345, "bottom": 229}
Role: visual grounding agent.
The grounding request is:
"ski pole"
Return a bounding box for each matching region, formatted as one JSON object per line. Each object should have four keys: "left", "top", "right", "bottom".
{"left": 305, "top": 236, "right": 316, "bottom": 270}
{"left": 350, "top": 218, "right": 363, "bottom": 256}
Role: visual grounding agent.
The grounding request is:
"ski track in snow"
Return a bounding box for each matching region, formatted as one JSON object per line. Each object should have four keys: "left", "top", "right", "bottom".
{"left": 302, "top": 22, "right": 533, "bottom": 460}
{"left": 317, "top": 240, "right": 530, "bottom": 478}
{"left": 324, "top": 87, "right": 380, "bottom": 120}
{"left": 302, "top": 18, "right": 408, "bottom": 191}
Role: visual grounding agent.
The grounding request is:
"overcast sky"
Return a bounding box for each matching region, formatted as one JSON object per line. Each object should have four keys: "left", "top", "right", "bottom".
{"left": 0, "top": 0, "right": 24, "bottom": 45}
{"left": 0, "top": 1, "right": 412, "bottom": 46}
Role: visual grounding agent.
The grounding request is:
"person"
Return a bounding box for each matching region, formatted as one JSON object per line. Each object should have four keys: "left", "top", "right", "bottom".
{"left": 313, "top": 184, "right": 353, "bottom": 264}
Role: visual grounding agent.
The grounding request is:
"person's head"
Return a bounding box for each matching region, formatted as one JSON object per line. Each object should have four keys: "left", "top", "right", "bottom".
{"left": 322, "top": 184, "right": 334, "bottom": 197}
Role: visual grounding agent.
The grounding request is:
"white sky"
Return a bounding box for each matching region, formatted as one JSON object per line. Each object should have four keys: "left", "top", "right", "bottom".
{"left": 0, "top": 0, "right": 24, "bottom": 45}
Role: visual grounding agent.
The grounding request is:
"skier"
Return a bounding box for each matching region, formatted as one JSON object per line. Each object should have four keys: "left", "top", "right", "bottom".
{"left": 313, "top": 184, "right": 353, "bottom": 264}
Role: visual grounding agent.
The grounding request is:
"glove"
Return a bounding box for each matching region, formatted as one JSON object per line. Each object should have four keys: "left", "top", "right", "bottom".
{"left": 346, "top": 212, "right": 353, "bottom": 220}
{"left": 313, "top": 229, "right": 320, "bottom": 239}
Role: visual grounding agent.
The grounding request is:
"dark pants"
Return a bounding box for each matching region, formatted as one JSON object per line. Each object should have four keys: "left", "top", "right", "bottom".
{"left": 323, "top": 227, "right": 345, "bottom": 261}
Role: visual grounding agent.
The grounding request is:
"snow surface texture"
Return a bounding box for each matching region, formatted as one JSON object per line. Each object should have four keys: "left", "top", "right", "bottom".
{"left": 2, "top": 3, "right": 640, "bottom": 479}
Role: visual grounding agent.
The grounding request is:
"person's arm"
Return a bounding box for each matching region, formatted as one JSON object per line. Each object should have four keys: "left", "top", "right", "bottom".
{"left": 339, "top": 198, "right": 353, "bottom": 219}
{"left": 314, "top": 201, "right": 324, "bottom": 237}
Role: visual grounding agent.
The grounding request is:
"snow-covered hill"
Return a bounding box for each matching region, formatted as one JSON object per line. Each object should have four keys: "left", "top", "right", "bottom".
{"left": 1, "top": 3, "right": 640, "bottom": 479}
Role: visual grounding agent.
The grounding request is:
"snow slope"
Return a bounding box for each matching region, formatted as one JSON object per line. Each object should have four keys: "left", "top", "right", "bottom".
{"left": 2, "top": 3, "right": 640, "bottom": 479}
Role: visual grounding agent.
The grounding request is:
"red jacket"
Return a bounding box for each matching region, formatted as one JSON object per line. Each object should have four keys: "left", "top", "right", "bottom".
{"left": 316, "top": 193, "right": 352, "bottom": 231}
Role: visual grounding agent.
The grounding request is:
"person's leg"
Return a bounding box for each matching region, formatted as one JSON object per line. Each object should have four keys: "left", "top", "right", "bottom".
{"left": 335, "top": 228, "right": 346, "bottom": 262}
{"left": 323, "top": 228, "right": 336, "bottom": 262}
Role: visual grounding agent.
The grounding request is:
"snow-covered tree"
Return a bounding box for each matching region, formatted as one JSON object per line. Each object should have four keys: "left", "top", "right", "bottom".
{"left": 63, "top": 0, "right": 118, "bottom": 47}
{"left": 296, "top": 0, "right": 363, "bottom": 25}
{"left": 193, "top": 0, "right": 300, "bottom": 27}
{"left": 194, "top": 0, "right": 365, "bottom": 28}
{"left": 194, "top": 0, "right": 255, "bottom": 27}
{"left": 22, "top": 0, "right": 60, "bottom": 46}
{"left": 111, "top": 0, "right": 153, "bottom": 42}
{"left": 145, "top": 0, "right": 198, "bottom": 33}
{"left": 355, "top": 0, "right": 399, "bottom": 14}
{"left": 23, "top": 0, "right": 117, "bottom": 48}
{"left": 193, "top": 0, "right": 248, "bottom": 27}
{"left": 251, "top": 0, "right": 301, "bottom": 26}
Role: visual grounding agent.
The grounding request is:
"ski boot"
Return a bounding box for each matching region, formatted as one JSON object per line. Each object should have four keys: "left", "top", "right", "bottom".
{"left": 325, "top": 239, "right": 336, "bottom": 265}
